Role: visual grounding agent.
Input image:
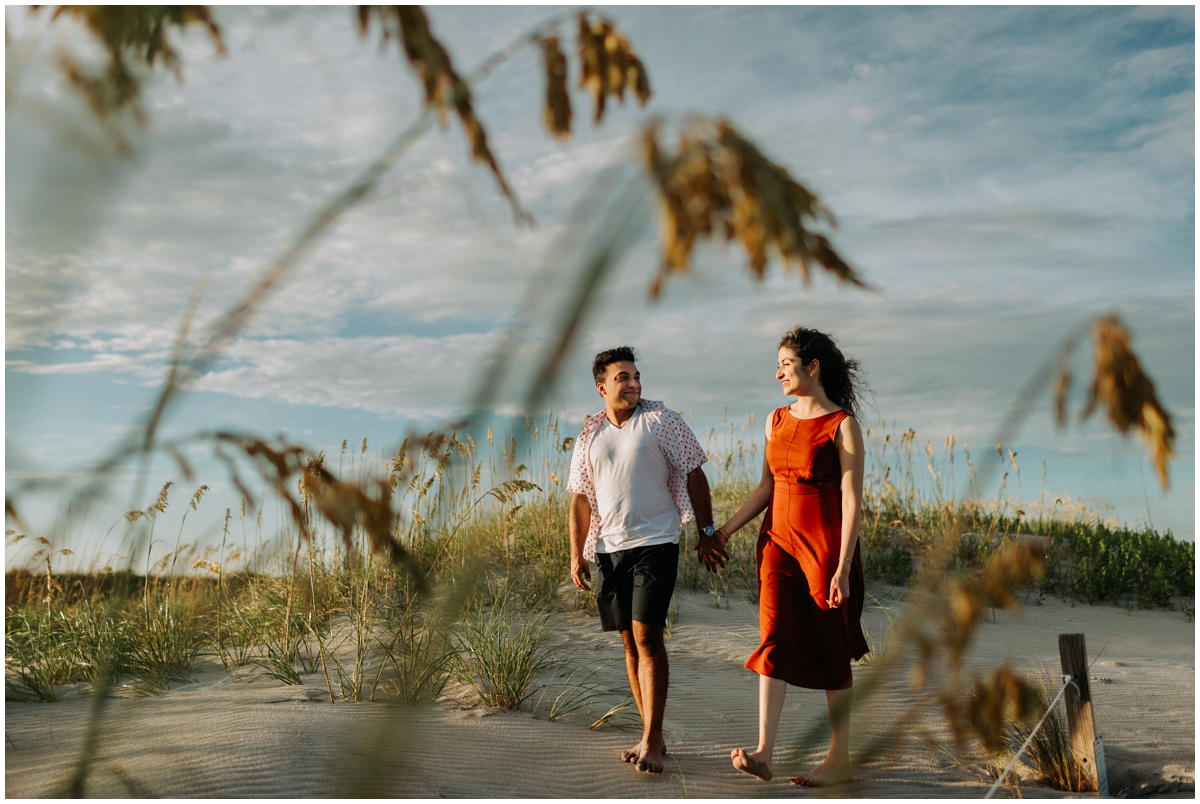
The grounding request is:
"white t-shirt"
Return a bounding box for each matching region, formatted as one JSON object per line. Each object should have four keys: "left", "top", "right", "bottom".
{"left": 588, "top": 406, "right": 681, "bottom": 554}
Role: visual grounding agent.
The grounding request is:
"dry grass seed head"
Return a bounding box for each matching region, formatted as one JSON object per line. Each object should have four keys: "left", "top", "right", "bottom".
{"left": 151, "top": 480, "right": 173, "bottom": 515}
{"left": 51, "top": 5, "right": 224, "bottom": 74}
{"left": 218, "top": 431, "right": 456, "bottom": 583}
{"left": 189, "top": 484, "right": 209, "bottom": 510}
{"left": 1083, "top": 316, "right": 1175, "bottom": 488}
{"left": 358, "top": 6, "right": 524, "bottom": 221}
{"left": 538, "top": 36, "right": 572, "bottom": 138}
{"left": 933, "top": 541, "right": 1044, "bottom": 670}
{"left": 49, "top": 6, "right": 223, "bottom": 133}
{"left": 944, "top": 665, "right": 1041, "bottom": 756}
{"left": 576, "top": 13, "right": 651, "bottom": 124}
{"left": 641, "top": 118, "right": 865, "bottom": 298}
{"left": 191, "top": 559, "right": 220, "bottom": 575}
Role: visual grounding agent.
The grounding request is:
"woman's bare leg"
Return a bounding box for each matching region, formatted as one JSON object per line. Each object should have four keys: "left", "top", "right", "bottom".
{"left": 731, "top": 674, "right": 787, "bottom": 780}
{"left": 792, "top": 686, "right": 853, "bottom": 786}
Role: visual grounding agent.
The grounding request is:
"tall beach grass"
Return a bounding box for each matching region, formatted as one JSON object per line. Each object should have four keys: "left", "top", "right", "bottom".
{"left": 5, "top": 412, "right": 1192, "bottom": 797}
{"left": 7, "top": 412, "right": 1191, "bottom": 705}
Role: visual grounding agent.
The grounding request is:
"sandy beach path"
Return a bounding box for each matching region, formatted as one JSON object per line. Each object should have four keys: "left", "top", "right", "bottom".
{"left": 6, "top": 586, "right": 1193, "bottom": 797}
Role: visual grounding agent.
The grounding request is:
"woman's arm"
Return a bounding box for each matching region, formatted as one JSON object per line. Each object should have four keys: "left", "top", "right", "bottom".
{"left": 705, "top": 415, "right": 772, "bottom": 561}
{"left": 716, "top": 419, "right": 777, "bottom": 544}
{"left": 828, "top": 415, "right": 865, "bottom": 609}
{"left": 717, "top": 454, "right": 773, "bottom": 541}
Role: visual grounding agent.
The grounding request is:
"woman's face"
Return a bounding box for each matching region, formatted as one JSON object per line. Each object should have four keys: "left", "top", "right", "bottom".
{"left": 777, "top": 347, "right": 819, "bottom": 397}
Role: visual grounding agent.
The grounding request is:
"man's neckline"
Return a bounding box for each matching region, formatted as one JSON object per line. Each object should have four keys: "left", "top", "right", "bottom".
{"left": 605, "top": 402, "right": 642, "bottom": 429}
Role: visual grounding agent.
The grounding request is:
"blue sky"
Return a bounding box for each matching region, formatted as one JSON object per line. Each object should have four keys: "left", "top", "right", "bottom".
{"left": 6, "top": 6, "right": 1195, "bottom": 565}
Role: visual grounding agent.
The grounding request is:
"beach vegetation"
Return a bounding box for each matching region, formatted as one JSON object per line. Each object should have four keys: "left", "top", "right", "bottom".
{"left": 453, "top": 597, "right": 558, "bottom": 710}
{"left": 8, "top": 417, "right": 1189, "bottom": 706}
{"left": 4, "top": 4, "right": 1189, "bottom": 797}
{"left": 530, "top": 658, "right": 613, "bottom": 722}
{"left": 854, "top": 422, "right": 1194, "bottom": 607}
{"left": 1007, "top": 668, "right": 1089, "bottom": 792}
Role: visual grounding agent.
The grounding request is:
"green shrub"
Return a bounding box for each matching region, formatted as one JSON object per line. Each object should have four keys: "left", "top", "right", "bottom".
{"left": 1044, "top": 522, "right": 1194, "bottom": 607}
{"left": 866, "top": 544, "right": 914, "bottom": 587}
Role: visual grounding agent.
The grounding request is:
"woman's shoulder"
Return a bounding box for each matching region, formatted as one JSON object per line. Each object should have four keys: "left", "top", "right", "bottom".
{"left": 833, "top": 409, "right": 858, "bottom": 426}
{"left": 764, "top": 406, "right": 787, "bottom": 440}
{"left": 832, "top": 410, "right": 862, "bottom": 444}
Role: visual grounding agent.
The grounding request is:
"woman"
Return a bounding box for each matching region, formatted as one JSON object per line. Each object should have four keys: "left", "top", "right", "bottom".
{"left": 716, "top": 326, "right": 868, "bottom": 786}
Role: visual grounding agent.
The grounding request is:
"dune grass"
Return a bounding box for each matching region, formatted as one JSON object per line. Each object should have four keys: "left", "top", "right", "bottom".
{"left": 7, "top": 415, "right": 1191, "bottom": 706}
{"left": 4, "top": 413, "right": 1192, "bottom": 797}
{"left": 1008, "top": 667, "right": 1088, "bottom": 792}
{"left": 453, "top": 596, "right": 559, "bottom": 710}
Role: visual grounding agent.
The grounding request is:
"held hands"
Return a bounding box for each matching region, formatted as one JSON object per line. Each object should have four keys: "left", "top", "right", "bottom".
{"left": 695, "top": 530, "right": 730, "bottom": 573}
{"left": 827, "top": 560, "right": 851, "bottom": 609}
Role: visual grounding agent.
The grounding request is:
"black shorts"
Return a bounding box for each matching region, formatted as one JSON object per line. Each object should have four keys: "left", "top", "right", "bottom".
{"left": 594, "top": 542, "right": 679, "bottom": 632}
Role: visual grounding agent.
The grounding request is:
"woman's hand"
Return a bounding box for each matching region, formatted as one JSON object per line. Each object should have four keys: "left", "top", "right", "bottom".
{"left": 696, "top": 530, "right": 729, "bottom": 572}
{"left": 827, "top": 560, "right": 851, "bottom": 609}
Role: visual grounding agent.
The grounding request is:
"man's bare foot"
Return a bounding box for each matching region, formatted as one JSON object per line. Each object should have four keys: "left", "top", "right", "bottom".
{"left": 790, "top": 757, "right": 851, "bottom": 787}
{"left": 622, "top": 741, "right": 666, "bottom": 763}
{"left": 730, "top": 747, "right": 772, "bottom": 781}
{"left": 636, "top": 742, "right": 665, "bottom": 775}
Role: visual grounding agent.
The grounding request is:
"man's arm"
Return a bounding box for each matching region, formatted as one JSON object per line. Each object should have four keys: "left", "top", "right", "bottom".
{"left": 569, "top": 492, "right": 592, "bottom": 591}
{"left": 686, "top": 467, "right": 727, "bottom": 572}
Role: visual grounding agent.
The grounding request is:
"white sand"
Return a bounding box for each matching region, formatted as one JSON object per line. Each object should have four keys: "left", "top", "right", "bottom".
{"left": 6, "top": 585, "right": 1194, "bottom": 798}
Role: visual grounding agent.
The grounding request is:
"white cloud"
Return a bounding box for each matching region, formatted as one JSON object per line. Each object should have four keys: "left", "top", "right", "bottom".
{"left": 6, "top": 6, "right": 1193, "bottom": 537}
{"left": 193, "top": 333, "right": 489, "bottom": 417}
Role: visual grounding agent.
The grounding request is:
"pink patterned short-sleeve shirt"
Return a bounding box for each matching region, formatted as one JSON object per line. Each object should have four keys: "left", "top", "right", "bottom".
{"left": 567, "top": 399, "right": 708, "bottom": 561}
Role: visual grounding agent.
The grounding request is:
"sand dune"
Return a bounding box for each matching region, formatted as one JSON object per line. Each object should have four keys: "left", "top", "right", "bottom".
{"left": 6, "top": 585, "right": 1194, "bottom": 798}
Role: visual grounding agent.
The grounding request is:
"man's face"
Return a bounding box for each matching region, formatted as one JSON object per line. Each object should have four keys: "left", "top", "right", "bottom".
{"left": 598, "top": 360, "right": 641, "bottom": 411}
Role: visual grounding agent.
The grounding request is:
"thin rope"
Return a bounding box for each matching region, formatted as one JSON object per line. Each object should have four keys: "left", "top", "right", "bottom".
{"left": 984, "top": 674, "right": 1074, "bottom": 799}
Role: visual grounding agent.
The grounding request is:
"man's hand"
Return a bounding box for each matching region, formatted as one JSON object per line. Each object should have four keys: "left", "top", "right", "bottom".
{"left": 571, "top": 557, "right": 592, "bottom": 591}
{"left": 568, "top": 493, "right": 592, "bottom": 591}
{"left": 695, "top": 531, "right": 729, "bottom": 573}
{"left": 686, "top": 467, "right": 724, "bottom": 573}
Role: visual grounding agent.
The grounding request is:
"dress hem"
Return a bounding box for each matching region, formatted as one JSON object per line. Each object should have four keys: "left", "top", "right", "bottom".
{"left": 743, "top": 659, "right": 853, "bottom": 691}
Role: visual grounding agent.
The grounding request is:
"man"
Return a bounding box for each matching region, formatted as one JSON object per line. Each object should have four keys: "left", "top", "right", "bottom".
{"left": 567, "top": 346, "right": 727, "bottom": 775}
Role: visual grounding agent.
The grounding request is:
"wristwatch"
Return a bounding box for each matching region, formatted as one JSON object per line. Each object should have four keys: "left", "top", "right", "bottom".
{"left": 700, "top": 525, "right": 716, "bottom": 538}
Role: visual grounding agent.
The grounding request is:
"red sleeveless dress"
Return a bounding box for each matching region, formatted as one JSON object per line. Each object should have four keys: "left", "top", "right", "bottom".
{"left": 744, "top": 408, "right": 868, "bottom": 690}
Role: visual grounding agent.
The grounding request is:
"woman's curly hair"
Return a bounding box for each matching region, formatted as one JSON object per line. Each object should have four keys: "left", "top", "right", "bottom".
{"left": 778, "top": 327, "right": 865, "bottom": 419}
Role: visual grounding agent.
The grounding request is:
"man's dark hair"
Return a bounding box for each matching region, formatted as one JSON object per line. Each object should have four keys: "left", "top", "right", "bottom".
{"left": 592, "top": 346, "right": 637, "bottom": 384}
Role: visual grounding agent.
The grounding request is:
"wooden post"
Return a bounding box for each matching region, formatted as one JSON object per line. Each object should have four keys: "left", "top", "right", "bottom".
{"left": 1058, "top": 633, "right": 1106, "bottom": 794}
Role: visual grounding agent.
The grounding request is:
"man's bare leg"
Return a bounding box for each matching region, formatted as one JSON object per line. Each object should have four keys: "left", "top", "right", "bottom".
{"left": 731, "top": 673, "right": 786, "bottom": 780}
{"left": 630, "top": 620, "right": 668, "bottom": 773}
{"left": 619, "top": 629, "right": 650, "bottom": 763}
{"left": 792, "top": 686, "right": 853, "bottom": 786}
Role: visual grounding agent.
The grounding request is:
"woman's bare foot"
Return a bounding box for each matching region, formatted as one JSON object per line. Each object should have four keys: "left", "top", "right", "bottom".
{"left": 622, "top": 741, "right": 666, "bottom": 764}
{"left": 790, "top": 757, "right": 851, "bottom": 787}
{"left": 636, "top": 742, "right": 665, "bottom": 774}
{"left": 730, "top": 747, "right": 773, "bottom": 781}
